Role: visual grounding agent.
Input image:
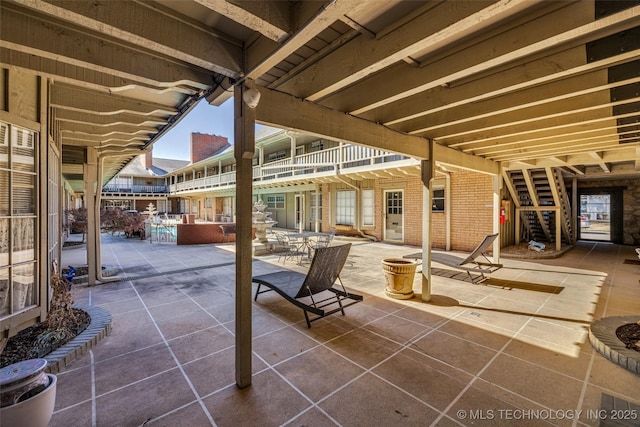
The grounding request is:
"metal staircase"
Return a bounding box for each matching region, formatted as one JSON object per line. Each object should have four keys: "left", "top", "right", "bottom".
{"left": 503, "top": 167, "right": 573, "bottom": 245}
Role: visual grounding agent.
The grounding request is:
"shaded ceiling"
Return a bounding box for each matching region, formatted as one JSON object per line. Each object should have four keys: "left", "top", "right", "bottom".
{"left": 2, "top": 0, "right": 639, "bottom": 191}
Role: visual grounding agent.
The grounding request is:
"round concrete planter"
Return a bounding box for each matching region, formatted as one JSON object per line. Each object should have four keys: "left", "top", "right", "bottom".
{"left": 381, "top": 258, "right": 417, "bottom": 299}
{"left": 0, "top": 373, "right": 57, "bottom": 427}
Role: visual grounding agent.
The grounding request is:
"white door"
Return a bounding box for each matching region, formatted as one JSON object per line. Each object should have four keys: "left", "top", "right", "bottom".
{"left": 384, "top": 190, "right": 403, "bottom": 242}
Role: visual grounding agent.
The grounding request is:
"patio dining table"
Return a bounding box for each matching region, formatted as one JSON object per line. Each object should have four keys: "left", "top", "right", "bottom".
{"left": 287, "top": 231, "right": 330, "bottom": 263}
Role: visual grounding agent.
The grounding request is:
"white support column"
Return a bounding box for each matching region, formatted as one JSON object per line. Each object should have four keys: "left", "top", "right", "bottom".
{"left": 84, "top": 147, "right": 99, "bottom": 286}
{"left": 555, "top": 208, "right": 561, "bottom": 251}
{"left": 572, "top": 177, "right": 578, "bottom": 244}
{"left": 421, "top": 141, "right": 434, "bottom": 302}
{"left": 314, "top": 184, "right": 320, "bottom": 232}
{"left": 234, "top": 81, "right": 256, "bottom": 389}
{"left": 290, "top": 132, "right": 296, "bottom": 163}
{"left": 492, "top": 174, "right": 501, "bottom": 263}
{"left": 444, "top": 172, "right": 451, "bottom": 251}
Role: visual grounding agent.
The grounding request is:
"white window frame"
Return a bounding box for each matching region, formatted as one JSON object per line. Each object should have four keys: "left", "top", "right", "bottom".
{"left": 361, "top": 189, "right": 374, "bottom": 226}
{"left": 266, "top": 194, "right": 285, "bottom": 210}
{"left": 310, "top": 191, "right": 322, "bottom": 221}
{"left": 336, "top": 190, "right": 355, "bottom": 226}
{"left": 0, "top": 121, "right": 38, "bottom": 320}
{"left": 432, "top": 188, "right": 445, "bottom": 212}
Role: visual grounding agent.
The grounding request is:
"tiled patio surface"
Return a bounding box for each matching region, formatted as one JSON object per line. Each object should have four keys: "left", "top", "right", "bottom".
{"left": 51, "top": 234, "right": 639, "bottom": 426}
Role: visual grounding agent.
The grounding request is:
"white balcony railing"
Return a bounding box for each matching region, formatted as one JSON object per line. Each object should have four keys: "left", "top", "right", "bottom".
{"left": 102, "top": 184, "right": 168, "bottom": 194}
{"left": 165, "top": 145, "right": 414, "bottom": 194}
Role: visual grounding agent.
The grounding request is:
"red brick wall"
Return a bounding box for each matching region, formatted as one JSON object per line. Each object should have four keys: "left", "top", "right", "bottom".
{"left": 190, "top": 133, "right": 230, "bottom": 163}
{"left": 176, "top": 223, "right": 255, "bottom": 245}
{"left": 368, "top": 176, "right": 445, "bottom": 248}
{"left": 322, "top": 171, "right": 494, "bottom": 250}
{"left": 368, "top": 172, "right": 492, "bottom": 250}
{"left": 449, "top": 171, "right": 493, "bottom": 251}
{"left": 145, "top": 151, "right": 153, "bottom": 169}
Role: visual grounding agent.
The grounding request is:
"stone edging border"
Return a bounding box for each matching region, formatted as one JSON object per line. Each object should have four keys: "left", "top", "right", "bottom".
{"left": 44, "top": 304, "right": 112, "bottom": 374}
{"left": 71, "top": 265, "right": 120, "bottom": 285}
{"left": 589, "top": 315, "right": 640, "bottom": 376}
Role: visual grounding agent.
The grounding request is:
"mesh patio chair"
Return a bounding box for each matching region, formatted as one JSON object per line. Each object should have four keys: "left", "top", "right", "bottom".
{"left": 403, "top": 233, "right": 502, "bottom": 284}
{"left": 253, "top": 243, "right": 363, "bottom": 327}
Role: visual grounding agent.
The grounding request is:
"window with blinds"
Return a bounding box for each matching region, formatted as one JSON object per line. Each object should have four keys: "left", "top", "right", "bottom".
{"left": 336, "top": 190, "right": 355, "bottom": 226}
{"left": 0, "top": 121, "right": 38, "bottom": 319}
{"left": 361, "top": 189, "right": 374, "bottom": 226}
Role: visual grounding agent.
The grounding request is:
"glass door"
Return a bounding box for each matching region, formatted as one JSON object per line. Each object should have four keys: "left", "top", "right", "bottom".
{"left": 580, "top": 194, "right": 610, "bottom": 241}
{"left": 384, "top": 190, "right": 403, "bottom": 242}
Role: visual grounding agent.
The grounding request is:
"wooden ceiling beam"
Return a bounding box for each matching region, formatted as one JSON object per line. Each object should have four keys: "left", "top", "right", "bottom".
{"left": 276, "top": 0, "right": 541, "bottom": 101}
{"left": 194, "top": 0, "right": 290, "bottom": 42}
{"left": 255, "top": 84, "right": 430, "bottom": 160}
{"left": 245, "top": 0, "right": 363, "bottom": 81}
{"left": 318, "top": 4, "right": 639, "bottom": 116}
{"left": 400, "top": 70, "right": 640, "bottom": 136}
{"left": 434, "top": 95, "right": 638, "bottom": 146}
{"left": 6, "top": 0, "right": 242, "bottom": 77}
{"left": 51, "top": 85, "right": 178, "bottom": 118}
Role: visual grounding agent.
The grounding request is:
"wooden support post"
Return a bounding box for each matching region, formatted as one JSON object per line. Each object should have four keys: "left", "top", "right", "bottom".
{"left": 421, "top": 140, "right": 434, "bottom": 302}
{"left": 492, "top": 174, "right": 501, "bottom": 264}
{"left": 84, "top": 147, "right": 98, "bottom": 286}
{"left": 234, "top": 82, "right": 255, "bottom": 389}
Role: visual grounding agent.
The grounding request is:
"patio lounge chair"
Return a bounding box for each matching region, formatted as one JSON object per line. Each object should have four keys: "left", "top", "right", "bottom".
{"left": 404, "top": 233, "right": 502, "bottom": 284}
{"left": 253, "top": 243, "right": 363, "bottom": 327}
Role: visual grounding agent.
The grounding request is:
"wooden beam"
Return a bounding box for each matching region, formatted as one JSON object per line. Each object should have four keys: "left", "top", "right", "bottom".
{"left": 402, "top": 69, "right": 638, "bottom": 135}
{"left": 51, "top": 85, "right": 177, "bottom": 117}
{"left": 195, "top": 0, "right": 290, "bottom": 42}
{"left": 277, "top": 0, "right": 540, "bottom": 101}
{"left": 234, "top": 82, "right": 255, "bottom": 389}
{"left": 7, "top": 0, "right": 242, "bottom": 77}
{"left": 433, "top": 144, "right": 499, "bottom": 176}
{"left": 54, "top": 109, "right": 166, "bottom": 127}
{"left": 380, "top": 48, "right": 638, "bottom": 128}
{"left": 255, "top": 85, "right": 430, "bottom": 160}
{"left": 245, "top": 0, "right": 362, "bottom": 81}
{"left": 0, "top": 10, "right": 221, "bottom": 100}
{"left": 321, "top": 4, "right": 639, "bottom": 116}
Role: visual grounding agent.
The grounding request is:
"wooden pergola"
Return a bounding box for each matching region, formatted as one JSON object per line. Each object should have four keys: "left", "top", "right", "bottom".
{"left": 2, "top": 0, "right": 639, "bottom": 387}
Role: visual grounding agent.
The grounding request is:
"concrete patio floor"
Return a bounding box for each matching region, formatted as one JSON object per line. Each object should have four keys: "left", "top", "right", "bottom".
{"left": 52, "top": 233, "right": 639, "bottom": 426}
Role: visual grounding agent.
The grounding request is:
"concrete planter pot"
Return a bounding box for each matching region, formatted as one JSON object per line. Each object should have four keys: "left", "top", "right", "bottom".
{"left": 381, "top": 258, "right": 417, "bottom": 299}
{"left": 0, "top": 366, "right": 57, "bottom": 427}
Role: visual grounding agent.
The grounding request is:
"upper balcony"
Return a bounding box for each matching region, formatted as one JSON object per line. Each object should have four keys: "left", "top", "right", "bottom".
{"left": 168, "top": 144, "right": 420, "bottom": 196}
{"left": 102, "top": 184, "right": 168, "bottom": 196}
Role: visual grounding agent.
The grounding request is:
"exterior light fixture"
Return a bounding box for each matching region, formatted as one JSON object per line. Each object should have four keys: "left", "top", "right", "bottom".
{"left": 242, "top": 87, "right": 261, "bottom": 108}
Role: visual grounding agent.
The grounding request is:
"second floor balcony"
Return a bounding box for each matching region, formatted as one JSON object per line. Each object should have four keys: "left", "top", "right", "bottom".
{"left": 102, "top": 184, "right": 168, "bottom": 195}
{"left": 167, "top": 145, "right": 419, "bottom": 195}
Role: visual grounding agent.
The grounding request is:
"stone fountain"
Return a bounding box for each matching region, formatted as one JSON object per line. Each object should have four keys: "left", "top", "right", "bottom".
{"left": 252, "top": 200, "right": 277, "bottom": 250}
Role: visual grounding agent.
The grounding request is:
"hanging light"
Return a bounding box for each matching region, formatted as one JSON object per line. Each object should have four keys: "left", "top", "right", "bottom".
{"left": 242, "top": 87, "right": 261, "bottom": 108}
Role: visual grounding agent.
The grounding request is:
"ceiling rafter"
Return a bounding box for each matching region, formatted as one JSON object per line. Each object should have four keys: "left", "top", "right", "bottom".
{"left": 278, "top": 0, "right": 543, "bottom": 102}
{"left": 245, "top": 0, "right": 364, "bottom": 82}
{"left": 8, "top": 0, "right": 242, "bottom": 77}
{"left": 194, "top": 0, "right": 290, "bottom": 42}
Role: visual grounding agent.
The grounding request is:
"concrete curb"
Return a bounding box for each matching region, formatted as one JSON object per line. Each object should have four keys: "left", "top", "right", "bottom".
{"left": 44, "top": 304, "right": 112, "bottom": 374}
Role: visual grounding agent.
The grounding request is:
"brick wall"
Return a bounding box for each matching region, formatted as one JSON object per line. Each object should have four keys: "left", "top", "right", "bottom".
{"left": 369, "top": 172, "right": 493, "bottom": 250}
{"left": 190, "top": 132, "right": 230, "bottom": 163}
{"left": 370, "top": 176, "right": 447, "bottom": 248}
{"left": 322, "top": 171, "right": 494, "bottom": 250}
{"left": 449, "top": 171, "right": 493, "bottom": 252}
{"left": 145, "top": 151, "right": 153, "bottom": 169}
{"left": 176, "top": 223, "right": 255, "bottom": 245}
